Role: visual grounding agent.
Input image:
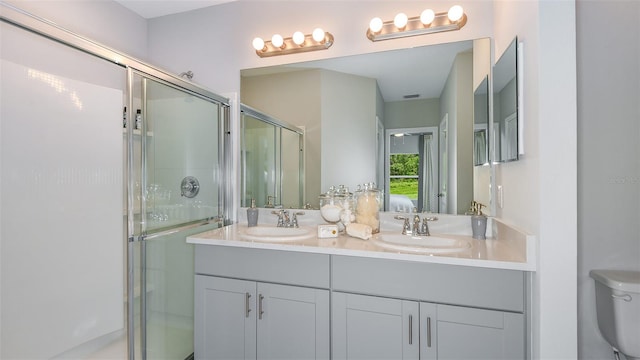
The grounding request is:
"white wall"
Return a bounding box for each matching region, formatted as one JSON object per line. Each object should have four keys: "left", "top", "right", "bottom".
{"left": 1, "top": 2, "right": 147, "bottom": 358}
{"left": 321, "top": 70, "right": 378, "bottom": 192}
{"left": 493, "top": 1, "right": 577, "bottom": 359}
{"left": 576, "top": 1, "right": 640, "bottom": 359}
{"left": 2, "top": 0, "right": 148, "bottom": 60}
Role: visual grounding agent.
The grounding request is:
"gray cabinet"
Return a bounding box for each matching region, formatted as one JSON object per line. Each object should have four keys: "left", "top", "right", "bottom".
{"left": 420, "top": 302, "right": 525, "bottom": 360}
{"left": 333, "top": 292, "right": 524, "bottom": 360}
{"left": 195, "top": 276, "right": 256, "bottom": 360}
{"left": 194, "top": 245, "right": 528, "bottom": 360}
{"left": 195, "top": 275, "right": 329, "bottom": 360}
{"left": 332, "top": 292, "right": 419, "bottom": 360}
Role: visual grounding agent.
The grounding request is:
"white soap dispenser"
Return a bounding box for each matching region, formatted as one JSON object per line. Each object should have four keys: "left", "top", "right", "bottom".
{"left": 470, "top": 201, "right": 487, "bottom": 240}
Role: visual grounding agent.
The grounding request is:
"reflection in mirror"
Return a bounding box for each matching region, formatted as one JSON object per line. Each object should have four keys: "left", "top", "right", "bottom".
{"left": 474, "top": 75, "right": 489, "bottom": 166}
{"left": 493, "top": 37, "right": 519, "bottom": 162}
{"left": 240, "top": 105, "right": 304, "bottom": 208}
{"left": 386, "top": 128, "right": 438, "bottom": 213}
{"left": 241, "top": 37, "right": 492, "bottom": 215}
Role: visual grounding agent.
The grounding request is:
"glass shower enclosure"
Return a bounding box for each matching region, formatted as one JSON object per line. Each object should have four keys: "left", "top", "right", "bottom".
{"left": 1, "top": 4, "right": 230, "bottom": 359}
{"left": 127, "top": 70, "right": 228, "bottom": 359}
{"left": 240, "top": 105, "right": 304, "bottom": 209}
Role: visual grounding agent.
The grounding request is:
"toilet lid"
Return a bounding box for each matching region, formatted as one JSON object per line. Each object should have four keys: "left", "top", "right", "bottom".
{"left": 590, "top": 269, "right": 640, "bottom": 293}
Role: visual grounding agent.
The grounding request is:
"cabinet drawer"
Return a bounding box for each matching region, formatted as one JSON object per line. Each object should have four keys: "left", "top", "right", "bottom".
{"left": 331, "top": 255, "right": 524, "bottom": 312}
{"left": 195, "top": 245, "right": 330, "bottom": 288}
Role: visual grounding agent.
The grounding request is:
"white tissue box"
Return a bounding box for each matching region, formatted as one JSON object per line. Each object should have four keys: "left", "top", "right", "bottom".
{"left": 317, "top": 224, "right": 338, "bottom": 238}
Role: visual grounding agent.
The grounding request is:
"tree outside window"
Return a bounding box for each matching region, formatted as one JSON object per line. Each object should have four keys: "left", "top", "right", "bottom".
{"left": 389, "top": 154, "right": 419, "bottom": 200}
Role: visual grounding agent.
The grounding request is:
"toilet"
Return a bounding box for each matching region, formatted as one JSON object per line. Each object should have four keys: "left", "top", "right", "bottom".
{"left": 590, "top": 269, "right": 640, "bottom": 360}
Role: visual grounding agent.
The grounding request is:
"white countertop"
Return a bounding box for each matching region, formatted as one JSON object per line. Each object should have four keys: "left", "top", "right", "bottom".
{"left": 187, "top": 211, "right": 536, "bottom": 271}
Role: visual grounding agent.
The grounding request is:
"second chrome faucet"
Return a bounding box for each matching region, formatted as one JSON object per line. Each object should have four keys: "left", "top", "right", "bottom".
{"left": 272, "top": 209, "right": 305, "bottom": 228}
{"left": 394, "top": 214, "right": 438, "bottom": 236}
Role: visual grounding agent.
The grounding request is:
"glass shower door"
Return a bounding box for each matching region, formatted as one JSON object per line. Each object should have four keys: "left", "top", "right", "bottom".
{"left": 128, "top": 70, "right": 226, "bottom": 359}
{"left": 240, "top": 106, "right": 304, "bottom": 209}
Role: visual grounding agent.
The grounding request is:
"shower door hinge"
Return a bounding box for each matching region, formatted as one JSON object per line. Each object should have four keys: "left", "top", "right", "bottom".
{"left": 128, "top": 234, "right": 146, "bottom": 243}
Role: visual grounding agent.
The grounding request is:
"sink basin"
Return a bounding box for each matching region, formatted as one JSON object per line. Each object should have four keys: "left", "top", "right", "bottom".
{"left": 240, "top": 226, "right": 315, "bottom": 242}
{"left": 371, "top": 233, "right": 471, "bottom": 254}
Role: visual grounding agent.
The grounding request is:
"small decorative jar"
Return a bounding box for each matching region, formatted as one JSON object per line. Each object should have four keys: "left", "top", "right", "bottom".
{"left": 354, "top": 182, "right": 381, "bottom": 233}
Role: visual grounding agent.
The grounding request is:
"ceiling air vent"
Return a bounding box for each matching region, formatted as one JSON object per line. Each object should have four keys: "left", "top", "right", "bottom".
{"left": 403, "top": 94, "right": 420, "bottom": 99}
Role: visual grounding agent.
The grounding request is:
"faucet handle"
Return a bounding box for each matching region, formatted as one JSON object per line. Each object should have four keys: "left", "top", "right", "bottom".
{"left": 291, "top": 211, "right": 304, "bottom": 228}
{"left": 271, "top": 209, "right": 285, "bottom": 227}
{"left": 394, "top": 215, "right": 411, "bottom": 235}
{"left": 420, "top": 218, "right": 431, "bottom": 236}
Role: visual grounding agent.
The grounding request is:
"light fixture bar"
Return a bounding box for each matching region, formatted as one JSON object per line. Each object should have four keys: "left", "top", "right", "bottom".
{"left": 254, "top": 32, "right": 334, "bottom": 58}
{"left": 367, "top": 12, "right": 467, "bottom": 42}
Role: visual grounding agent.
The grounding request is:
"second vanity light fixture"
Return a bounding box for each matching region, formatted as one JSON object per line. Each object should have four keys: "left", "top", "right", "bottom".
{"left": 252, "top": 28, "right": 334, "bottom": 57}
{"left": 367, "top": 5, "right": 467, "bottom": 41}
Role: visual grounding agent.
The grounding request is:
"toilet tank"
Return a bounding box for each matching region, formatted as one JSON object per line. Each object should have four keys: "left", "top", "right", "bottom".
{"left": 590, "top": 270, "right": 640, "bottom": 358}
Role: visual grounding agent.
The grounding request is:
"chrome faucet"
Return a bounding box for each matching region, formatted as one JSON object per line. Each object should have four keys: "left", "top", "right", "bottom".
{"left": 272, "top": 210, "right": 304, "bottom": 228}
{"left": 396, "top": 214, "right": 438, "bottom": 236}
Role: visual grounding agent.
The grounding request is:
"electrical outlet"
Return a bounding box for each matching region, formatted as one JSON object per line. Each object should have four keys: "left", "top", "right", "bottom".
{"left": 497, "top": 185, "right": 504, "bottom": 209}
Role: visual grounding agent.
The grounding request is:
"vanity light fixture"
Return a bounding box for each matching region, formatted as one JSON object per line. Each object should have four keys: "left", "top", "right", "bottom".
{"left": 367, "top": 5, "right": 467, "bottom": 41}
{"left": 252, "top": 28, "right": 334, "bottom": 57}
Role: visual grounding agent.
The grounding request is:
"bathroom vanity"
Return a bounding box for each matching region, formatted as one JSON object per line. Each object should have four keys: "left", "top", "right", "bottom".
{"left": 188, "top": 212, "right": 535, "bottom": 360}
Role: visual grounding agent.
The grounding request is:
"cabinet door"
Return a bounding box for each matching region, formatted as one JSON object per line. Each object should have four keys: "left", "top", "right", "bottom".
{"left": 332, "top": 292, "right": 419, "bottom": 360}
{"left": 256, "top": 283, "right": 329, "bottom": 360}
{"left": 195, "top": 275, "right": 257, "bottom": 360}
{"left": 423, "top": 303, "right": 525, "bottom": 360}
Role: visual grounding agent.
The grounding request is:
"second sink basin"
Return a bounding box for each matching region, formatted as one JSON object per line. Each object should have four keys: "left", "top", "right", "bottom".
{"left": 240, "top": 225, "right": 315, "bottom": 242}
{"left": 371, "top": 233, "right": 471, "bottom": 254}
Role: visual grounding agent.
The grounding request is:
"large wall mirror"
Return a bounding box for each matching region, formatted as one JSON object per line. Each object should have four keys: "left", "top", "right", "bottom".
{"left": 241, "top": 37, "right": 492, "bottom": 215}
{"left": 492, "top": 37, "right": 521, "bottom": 162}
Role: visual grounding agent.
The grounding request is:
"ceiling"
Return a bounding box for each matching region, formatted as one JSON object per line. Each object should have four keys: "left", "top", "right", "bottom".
{"left": 114, "top": 0, "right": 236, "bottom": 19}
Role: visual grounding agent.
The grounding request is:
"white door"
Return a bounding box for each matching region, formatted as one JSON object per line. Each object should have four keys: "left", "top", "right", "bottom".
{"left": 439, "top": 114, "right": 449, "bottom": 213}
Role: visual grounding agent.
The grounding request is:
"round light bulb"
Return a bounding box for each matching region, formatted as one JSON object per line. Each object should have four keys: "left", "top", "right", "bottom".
{"left": 448, "top": 5, "right": 464, "bottom": 22}
{"left": 292, "top": 31, "right": 305, "bottom": 45}
{"left": 420, "top": 9, "right": 435, "bottom": 25}
{"left": 369, "top": 17, "right": 383, "bottom": 33}
{"left": 394, "top": 12, "right": 408, "bottom": 29}
{"left": 271, "top": 34, "right": 284, "bottom": 48}
{"left": 312, "top": 28, "right": 325, "bottom": 42}
{"left": 252, "top": 37, "right": 265, "bottom": 51}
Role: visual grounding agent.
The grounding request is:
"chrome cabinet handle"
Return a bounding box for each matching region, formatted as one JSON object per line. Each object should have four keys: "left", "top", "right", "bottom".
{"left": 427, "top": 316, "right": 432, "bottom": 348}
{"left": 245, "top": 292, "right": 252, "bottom": 318}
{"left": 258, "top": 294, "right": 265, "bottom": 319}
{"left": 409, "top": 315, "right": 413, "bottom": 345}
{"left": 612, "top": 293, "right": 632, "bottom": 302}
